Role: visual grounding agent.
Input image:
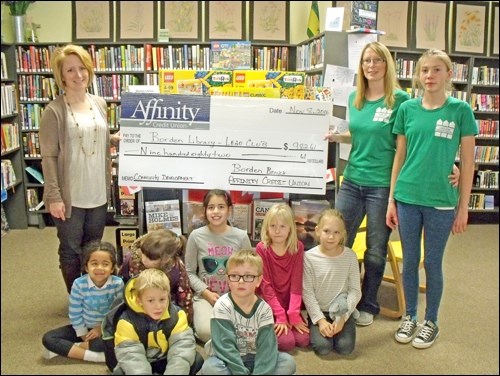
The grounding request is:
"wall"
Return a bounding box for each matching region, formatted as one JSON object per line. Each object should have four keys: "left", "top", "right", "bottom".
{"left": 0, "top": 1, "right": 332, "bottom": 45}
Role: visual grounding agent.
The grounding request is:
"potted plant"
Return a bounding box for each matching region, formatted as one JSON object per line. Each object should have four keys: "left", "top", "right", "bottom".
{"left": 2, "top": 1, "right": 37, "bottom": 42}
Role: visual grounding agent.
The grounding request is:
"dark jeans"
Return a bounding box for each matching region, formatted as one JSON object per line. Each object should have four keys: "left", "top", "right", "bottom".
{"left": 42, "top": 324, "right": 104, "bottom": 356}
{"left": 309, "top": 314, "right": 357, "bottom": 355}
{"left": 335, "top": 179, "right": 392, "bottom": 315}
{"left": 114, "top": 351, "right": 204, "bottom": 375}
{"left": 53, "top": 204, "right": 107, "bottom": 293}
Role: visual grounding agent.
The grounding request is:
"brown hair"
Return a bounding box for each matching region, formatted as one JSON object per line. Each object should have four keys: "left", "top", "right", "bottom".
{"left": 50, "top": 44, "right": 94, "bottom": 91}
{"left": 140, "top": 229, "right": 186, "bottom": 264}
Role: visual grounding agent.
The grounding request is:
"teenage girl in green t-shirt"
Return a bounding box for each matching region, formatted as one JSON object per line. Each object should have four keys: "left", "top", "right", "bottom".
{"left": 386, "top": 49, "right": 477, "bottom": 349}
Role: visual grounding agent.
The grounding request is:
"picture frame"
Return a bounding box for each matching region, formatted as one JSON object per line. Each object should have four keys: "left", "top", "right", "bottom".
{"left": 489, "top": 2, "right": 499, "bottom": 57}
{"left": 249, "top": 1, "right": 289, "bottom": 43}
{"left": 412, "top": 1, "right": 449, "bottom": 52}
{"left": 72, "top": 1, "right": 113, "bottom": 42}
{"left": 117, "top": 1, "right": 158, "bottom": 42}
{"left": 205, "top": 1, "right": 246, "bottom": 40}
{"left": 452, "top": 1, "right": 489, "bottom": 56}
{"left": 160, "top": 1, "right": 202, "bottom": 41}
{"left": 377, "top": 1, "right": 412, "bottom": 49}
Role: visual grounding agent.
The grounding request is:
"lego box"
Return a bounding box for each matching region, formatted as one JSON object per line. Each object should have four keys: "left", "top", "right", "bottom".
{"left": 232, "top": 70, "right": 272, "bottom": 88}
{"left": 159, "top": 70, "right": 200, "bottom": 95}
{"left": 195, "top": 70, "right": 233, "bottom": 95}
{"left": 265, "top": 71, "right": 306, "bottom": 99}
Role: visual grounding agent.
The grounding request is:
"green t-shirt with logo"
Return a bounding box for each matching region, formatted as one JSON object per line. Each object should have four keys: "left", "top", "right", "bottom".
{"left": 344, "top": 89, "right": 410, "bottom": 187}
{"left": 393, "top": 96, "right": 477, "bottom": 207}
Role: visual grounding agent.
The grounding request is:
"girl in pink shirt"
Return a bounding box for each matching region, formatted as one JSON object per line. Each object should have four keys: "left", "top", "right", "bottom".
{"left": 256, "top": 203, "right": 310, "bottom": 352}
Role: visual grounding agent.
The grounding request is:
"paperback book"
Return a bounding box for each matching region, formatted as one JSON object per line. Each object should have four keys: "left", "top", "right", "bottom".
{"left": 145, "top": 199, "right": 182, "bottom": 235}
{"left": 291, "top": 199, "right": 331, "bottom": 250}
{"left": 251, "top": 199, "right": 286, "bottom": 242}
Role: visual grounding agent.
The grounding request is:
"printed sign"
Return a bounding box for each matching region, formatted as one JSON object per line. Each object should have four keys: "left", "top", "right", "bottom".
{"left": 118, "top": 93, "right": 331, "bottom": 194}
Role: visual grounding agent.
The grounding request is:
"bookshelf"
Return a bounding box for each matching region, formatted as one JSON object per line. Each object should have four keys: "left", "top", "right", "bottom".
{"left": 12, "top": 41, "right": 299, "bottom": 230}
{"left": 296, "top": 32, "right": 499, "bottom": 224}
{"left": 1, "top": 42, "right": 28, "bottom": 230}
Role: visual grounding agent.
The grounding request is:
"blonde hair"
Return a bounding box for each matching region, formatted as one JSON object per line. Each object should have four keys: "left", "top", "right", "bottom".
{"left": 133, "top": 268, "right": 171, "bottom": 298}
{"left": 316, "top": 209, "right": 347, "bottom": 247}
{"left": 353, "top": 41, "right": 400, "bottom": 110}
{"left": 227, "top": 249, "right": 263, "bottom": 276}
{"left": 412, "top": 49, "right": 454, "bottom": 92}
{"left": 260, "top": 203, "right": 299, "bottom": 253}
{"left": 50, "top": 44, "right": 94, "bottom": 90}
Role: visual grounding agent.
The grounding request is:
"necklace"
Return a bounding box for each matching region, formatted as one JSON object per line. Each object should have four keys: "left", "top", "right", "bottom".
{"left": 65, "top": 94, "right": 98, "bottom": 156}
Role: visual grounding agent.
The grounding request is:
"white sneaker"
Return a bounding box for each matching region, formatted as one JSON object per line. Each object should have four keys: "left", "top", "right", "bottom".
{"left": 356, "top": 311, "right": 374, "bottom": 326}
{"left": 43, "top": 347, "right": 59, "bottom": 359}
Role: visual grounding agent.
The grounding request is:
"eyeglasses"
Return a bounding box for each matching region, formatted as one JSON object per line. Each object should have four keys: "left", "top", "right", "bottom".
{"left": 362, "top": 58, "right": 386, "bottom": 66}
{"left": 227, "top": 274, "right": 259, "bottom": 283}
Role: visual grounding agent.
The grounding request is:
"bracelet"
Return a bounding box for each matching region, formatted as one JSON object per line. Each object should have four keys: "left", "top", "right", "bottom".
{"left": 388, "top": 198, "right": 396, "bottom": 204}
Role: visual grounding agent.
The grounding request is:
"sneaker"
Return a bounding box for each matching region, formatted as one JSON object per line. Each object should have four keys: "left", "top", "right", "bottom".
{"left": 412, "top": 320, "right": 439, "bottom": 349}
{"left": 395, "top": 315, "right": 418, "bottom": 344}
{"left": 42, "top": 347, "right": 59, "bottom": 360}
{"left": 356, "top": 311, "right": 374, "bottom": 326}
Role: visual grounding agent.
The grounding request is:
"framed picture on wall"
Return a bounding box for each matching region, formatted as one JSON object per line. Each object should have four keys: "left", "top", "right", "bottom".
{"left": 452, "top": 1, "right": 489, "bottom": 55}
{"left": 249, "top": 1, "right": 289, "bottom": 43}
{"left": 205, "top": 1, "right": 246, "bottom": 40}
{"left": 160, "top": 1, "right": 202, "bottom": 41}
{"left": 490, "top": 1, "right": 499, "bottom": 57}
{"left": 412, "top": 1, "right": 449, "bottom": 52}
{"left": 72, "top": 1, "right": 113, "bottom": 42}
{"left": 377, "top": 1, "right": 412, "bottom": 49}
{"left": 117, "top": 1, "right": 158, "bottom": 42}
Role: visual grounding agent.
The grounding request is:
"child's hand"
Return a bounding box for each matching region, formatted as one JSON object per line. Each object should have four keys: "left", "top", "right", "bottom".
{"left": 292, "top": 321, "right": 310, "bottom": 334}
{"left": 274, "top": 323, "right": 290, "bottom": 337}
{"left": 202, "top": 289, "right": 220, "bottom": 306}
{"left": 84, "top": 326, "right": 102, "bottom": 341}
{"left": 332, "top": 317, "right": 345, "bottom": 335}
{"left": 317, "top": 318, "right": 334, "bottom": 338}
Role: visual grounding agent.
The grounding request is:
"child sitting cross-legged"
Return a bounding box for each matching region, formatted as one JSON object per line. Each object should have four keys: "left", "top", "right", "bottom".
{"left": 113, "top": 268, "right": 203, "bottom": 375}
{"left": 202, "top": 249, "right": 296, "bottom": 375}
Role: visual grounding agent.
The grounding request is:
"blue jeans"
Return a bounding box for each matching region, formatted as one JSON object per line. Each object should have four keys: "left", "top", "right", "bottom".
{"left": 309, "top": 315, "right": 356, "bottom": 355}
{"left": 201, "top": 352, "right": 296, "bottom": 375}
{"left": 335, "top": 179, "right": 392, "bottom": 315}
{"left": 397, "top": 202, "right": 455, "bottom": 323}
{"left": 53, "top": 204, "right": 107, "bottom": 293}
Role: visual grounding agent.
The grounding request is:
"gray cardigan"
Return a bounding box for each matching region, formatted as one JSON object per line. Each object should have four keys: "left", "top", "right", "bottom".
{"left": 39, "top": 94, "right": 115, "bottom": 218}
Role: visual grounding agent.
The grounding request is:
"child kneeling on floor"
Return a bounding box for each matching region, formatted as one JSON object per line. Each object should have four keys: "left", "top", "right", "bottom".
{"left": 112, "top": 268, "right": 203, "bottom": 374}
{"left": 202, "top": 249, "right": 296, "bottom": 375}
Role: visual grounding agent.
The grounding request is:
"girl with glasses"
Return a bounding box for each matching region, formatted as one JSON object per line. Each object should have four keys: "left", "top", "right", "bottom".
{"left": 184, "top": 189, "right": 252, "bottom": 343}
{"left": 255, "top": 203, "right": 310, "bottom": 352}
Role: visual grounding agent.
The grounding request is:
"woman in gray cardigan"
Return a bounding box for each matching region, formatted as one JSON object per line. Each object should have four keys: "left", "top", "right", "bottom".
{"left": 39, "top": 44, "right": 120, "bottom": 293}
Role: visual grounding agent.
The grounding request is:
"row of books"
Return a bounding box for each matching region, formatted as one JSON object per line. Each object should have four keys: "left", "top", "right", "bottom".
{"left": 474, "top": 170, "right": 498, "bottom": 189}
{"left": 146, "top": 44, "right": 211, "bottom": 71}
{"left": 17, "top": 75, "right": 58, "bottom": 102}
{"left": 476, "top": 119, "right": 499, "bottom": 138}
{"left": 1, "top": 84, "right": 18, "bottom": 117}
{"left": 1, "top": 160, "right": 17, "bottom": 189}
{"left": 26, "top": 188, "right": 44, "bottom": 211}
{"left": 474, "top": 146, "right": 499, "bottom": 164}
{"left": 15, "top": 45, "right": 56, "bottom": 73}
{"left": 468, "top": 193, "right": 495, "bottom": 210}
{"left": 143, "top": 197, "right": 331, "bottom": 250}
{"left": 22, "top": 132, "right": 41, "bottom": 158}
{"left": 296, "top": 35, "right": 324, "bottom": 72}
{"left": 470, "top": 94, "right": 499, "bottom": 113}
{"left": 88, "top": 74, "right": 140, "bottom": 101}
{"left": 1, "top": 52, "right": 8, "bottom": 79}
{"left": 1, "top": 123, "right": 20, "bottom": 154}
{"left": 471, "top": 66, "right": 499, "bottom": 86}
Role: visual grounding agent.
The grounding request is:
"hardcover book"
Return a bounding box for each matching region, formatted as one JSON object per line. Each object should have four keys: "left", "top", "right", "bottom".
{"left": 182, "top": 200, "right": 206, "bottom": 234}
{"left": 145, "top": 199, "right": 182, "bottom": 235}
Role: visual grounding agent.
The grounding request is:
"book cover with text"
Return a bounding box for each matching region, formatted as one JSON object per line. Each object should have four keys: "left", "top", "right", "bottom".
{"left": 145, "top": 199, "right": 182, "bottom": 235}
